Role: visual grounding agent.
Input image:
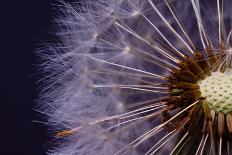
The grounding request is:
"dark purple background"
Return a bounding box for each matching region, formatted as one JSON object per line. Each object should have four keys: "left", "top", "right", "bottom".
{"left": 5, "top": 1, "right": 53, "bottom": 154}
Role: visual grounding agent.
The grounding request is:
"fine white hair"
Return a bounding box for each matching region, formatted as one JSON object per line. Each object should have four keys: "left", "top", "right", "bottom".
{"left": 37, "top": 0, "right": 232, "bottom": 154}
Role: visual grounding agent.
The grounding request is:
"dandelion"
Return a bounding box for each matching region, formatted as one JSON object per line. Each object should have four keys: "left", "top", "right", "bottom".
{"left": 39, "top": 0, "right": 232, "bottom": 154}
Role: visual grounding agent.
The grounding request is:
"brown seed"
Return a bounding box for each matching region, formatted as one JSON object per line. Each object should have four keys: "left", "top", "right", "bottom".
{"left": 226, "top": 113, "right": 232, "bottom": 134}
{"left": 217, "top": 112, "right": 224, "bottom": 137}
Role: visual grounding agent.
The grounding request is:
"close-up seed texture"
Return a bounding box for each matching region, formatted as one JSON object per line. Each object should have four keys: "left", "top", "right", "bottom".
{"left": 38, "top": 0, "right": 232, "bottom": 154}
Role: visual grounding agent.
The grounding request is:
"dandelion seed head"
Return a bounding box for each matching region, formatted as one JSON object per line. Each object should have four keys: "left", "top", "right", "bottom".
{"left": 38, "top": 0, "right": 232, "bottom": 154}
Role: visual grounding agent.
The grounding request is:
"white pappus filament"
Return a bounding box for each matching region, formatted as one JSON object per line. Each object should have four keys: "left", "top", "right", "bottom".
{"left": 38, "top": 0, "right": 232, "bottom": 155}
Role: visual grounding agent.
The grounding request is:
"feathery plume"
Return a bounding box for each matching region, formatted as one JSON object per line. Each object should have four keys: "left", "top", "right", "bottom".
{"left": 38, "top": 0, "right": 232, "bottom": 154}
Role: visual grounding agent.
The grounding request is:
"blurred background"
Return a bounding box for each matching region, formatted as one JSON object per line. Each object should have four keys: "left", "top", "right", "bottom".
{"left": 5, "top": 1, "right": 53, "bottom": 154}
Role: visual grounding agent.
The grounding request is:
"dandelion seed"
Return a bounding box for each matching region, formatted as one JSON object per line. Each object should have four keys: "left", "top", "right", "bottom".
{"left": 38, "top": 0, "right": 232, "bottom": 154}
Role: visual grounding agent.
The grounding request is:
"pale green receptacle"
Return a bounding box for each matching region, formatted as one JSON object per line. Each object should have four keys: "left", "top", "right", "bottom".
{"left": 198, "top": 70, "right": 232, "bottom": 114}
